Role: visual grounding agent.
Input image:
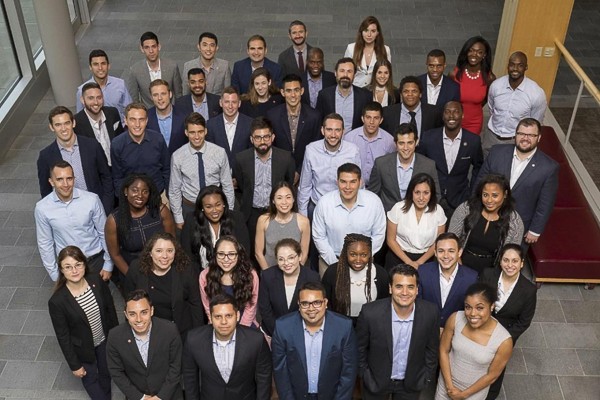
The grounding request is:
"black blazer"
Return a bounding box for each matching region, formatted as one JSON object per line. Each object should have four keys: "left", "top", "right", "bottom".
{"left": 417, "top": 74, "right": 461, "bottom": 109}
{"left": 48, "top": 274, "right": 118, "bottom": 371}
{"left": 300, "top": 70, "right": 336, "bottom": 107}
{"left": 126, "top": 261, "right": 205, "bottom": 335}
{"left": 418, "top": 127, "right": 484, "bottom": 209}
{"left": 268, "top": 103, "right": 322, "bottom": 173}
{"left": 206, "top": 112, "right": 253, "bottom": 169}
{"left": 37, "top": 135, "right": 114, "bottom": 213}
{"left": 173, "top": 93, "right": 222, "bottom": 120}
{"left": 316, "top": 85, "right": 372, "bottom": 131}
{"left": 277, "top": 44, "right": 313, "bottom": 78}
{"left": 74, "top": 106, "right": 124, "bottom": 141}
{"left": 258, "top": 266, "right": 321, "bottom": 336}
{"left": 233, "top": 147, "right": 295, "bottom": 221}
{"left": 381, "top": 102, "right": 443, "bottom": 138}
{"left": 481, "top": 268, "right": 537, "bottom": 343}
{"left": 146, "top": 105, "right": 188, "bottom": 154}
{"left": 107, "top": 317, "right": 183, "bottom": 400}
{"left": 182, "top": 324, "right": 272, "bottom": 400}
{"left": 356, "top": 298, "right": 440, "bottom": 394}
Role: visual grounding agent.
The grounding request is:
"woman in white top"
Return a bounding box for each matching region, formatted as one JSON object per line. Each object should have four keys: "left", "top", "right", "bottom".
{"left": 344, "top": 16, "right": 391, "bottom": 88}
{"left": 386, "top": 173, "right": 447, "bottom": 269}
{"left": 369, "top": 59, "right": 398, "bottom": 107}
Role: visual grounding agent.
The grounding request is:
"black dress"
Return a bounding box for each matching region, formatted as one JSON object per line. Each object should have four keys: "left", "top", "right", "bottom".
{"left": 239, "top": 94, "right": 284, "bottom": 118}
{"left": 462, "top": 216, "right": 501, "bottom": 274}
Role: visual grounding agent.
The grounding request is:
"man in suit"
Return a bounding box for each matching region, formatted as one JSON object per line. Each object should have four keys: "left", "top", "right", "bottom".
{"left": 475, "top": 118, "right": 559, "bottom": 245}
{"left": 418, "top": 49, "right": 460, "bottom": 109}
{"left": 232, "top": 35, "right": 282, "bottom": 94}
{"left": 175, "top": 68, "right": 221, "bottom": 120}
{"left": 182, "top": 32, "right": 231, "bottom": 96}
{"left": 272, "top": 281, "right": 358, "bottom": 400}
{"left": 38, "top": 106, "right": 113, "bottom": 213}
{"left": 268, "top": 73, "right": 321, "bottom": 184}
{"left": 418, "top": 232, "right": 478, "bottom": 329}
{"left": 381, "top": 75, "right": 443, "bottom": 137}
{"left": 234, "top": 116, "right": 295, "bottom": 256}
{"left": 316, "top": 57, "right": 371, "bottom": 133}
{"left": 356, "top": 264, "right": 440, "bottom": 400}
{"left": 125, "top": 31, "right": 182, "bottom": 108}
{"left": 278, "top": 20, "right": 312, "bottom": 78}
{"left": 146, "top": 79, "right": 188, "bottom": 154}
{"left": 368, "top": 123, "right": 440, "bottom": 212}
{"left": 107, "top": 290, "right": 183, "bottom": 400}
{"left": 418, "top": 101, "right": 483, "bottom": 218}
{"left": 74, "top": 82, "right": 124, "bottom": 166}
{"left": 301, "top": 47, "right": 336, "bottom": 108}
{"left": 183, "top": 294, "right": 271, "bottom": 400}
{"left": 206, "top": 86, "right": 253, "bottom": 169}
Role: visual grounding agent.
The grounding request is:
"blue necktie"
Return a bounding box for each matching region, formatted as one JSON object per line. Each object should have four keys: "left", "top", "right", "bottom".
{"left": 197, "top": 152, "right": 206, "bottom": 188}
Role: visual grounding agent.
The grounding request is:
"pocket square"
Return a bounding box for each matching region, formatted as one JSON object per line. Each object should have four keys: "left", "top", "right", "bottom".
{"left": 113, "top": 121, "right": 120, "bottom": 130}
{"left": 460, "top": 156, "right": 471, "bottom": 160}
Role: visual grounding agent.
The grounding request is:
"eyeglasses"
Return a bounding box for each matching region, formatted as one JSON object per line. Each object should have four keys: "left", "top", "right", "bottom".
{"left": 216, "top": 252, "right": 238, "bottom": 260}
{"left": 299, "top": 300, "right": 325, "bottom": 309}
{"left": 516, "top": 132, "right": 539, "bottom": 139}
{"left": 252, "top": 134, "right": 272, "bottom": 142}
{"left": 277, "top": 254, "right": 299, "bottom": 264}
{"left": 62, "top": 262, "right": 85, "bottom": 272}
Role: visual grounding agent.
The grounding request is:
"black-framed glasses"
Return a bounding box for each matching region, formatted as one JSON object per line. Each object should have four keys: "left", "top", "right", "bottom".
{"left": 216, "top": 252, "right": 238, "bottom": 260}
{"left": 299, "top": 300, "right": 325, "bottom": 309}
{"left": 516, "top": 132, "right": 539, "bottom": 139}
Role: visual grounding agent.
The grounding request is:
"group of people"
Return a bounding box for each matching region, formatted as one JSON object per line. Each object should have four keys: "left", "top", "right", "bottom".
{"left": 36, "top": 15, "right": 557, "bottom": 400}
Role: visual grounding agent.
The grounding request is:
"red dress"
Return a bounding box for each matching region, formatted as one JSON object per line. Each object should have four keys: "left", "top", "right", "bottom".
{"left": 452, "top": 67, "right": 488, "bottom": 135}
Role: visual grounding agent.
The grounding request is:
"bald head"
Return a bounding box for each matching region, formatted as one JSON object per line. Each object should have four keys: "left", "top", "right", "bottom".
{"left": 508, "top": 51, "right": 528, "bottom": 85}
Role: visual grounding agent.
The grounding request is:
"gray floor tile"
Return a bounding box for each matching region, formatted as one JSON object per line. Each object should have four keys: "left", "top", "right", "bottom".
{"left": 521, "top": 348, "right": 584, "bottom": 376}
{"left": 0, "top": 266, "right": 46, "bottom": 287}
{"left": 0, "top": 194, "right": 40, "bottom": 212}
{"left": 515, "top": 322, "right": 546, "bottom": 348}
{"left": 561, "top": 300, "right": 600, "bottom": 323}
{"left": 3, "top": 211, "right": 35, "bottom": 228}
{"left": 505, "top": 347, "right": 527, "bottom": 374}
{"left": 0, "top": 229, "right": 20, "bottom": 246}
{"left": 36, "top": 336, "right": 64, "bottom": 363}
{"left": 20, "top": 311, "right": 55, "bottom": 336}
{"left": 0, "top": 180, "right": 27, "bottom": 195}
{"left": 0, "top": 287, "right": 16, "bottom": 309}
{"left": 537, "top": 283, "right": 583, "bottom": 301}
{"left": 7, "top": 287, "right": 53, "bottom": 311}
{"left": 543, "top": 323, "right": 600, "bottom": 349}
{"left": 0, "top": 246, "right": 37, "bottom": 267}
{"left": 557, "top": 376, "right": 600, "bottom": 400}
{"left": 14, "top": 228, "right": 37, "bottom": 247}
{"left": 502, "top": 375, "right": 563, "bottom": 400}
{"left": 0, "top": 361, "right": 60, "bottom": 389}
{"left": 0, "top": 310, "right": 29, "bottom": 334}
{"left": 0, "top": 335, "right": 44, "bottom": 360}
{"left": 532, "top": 299, "right": 566, "bottom": 323}
{"left": 576, "top": 349, "right": 600, "bottom": 376}
{"left": 51, "top": 363, "right": 83, "bottom": 391}
{"left": 580, "top": 285, "right": 600, "bottom": 301}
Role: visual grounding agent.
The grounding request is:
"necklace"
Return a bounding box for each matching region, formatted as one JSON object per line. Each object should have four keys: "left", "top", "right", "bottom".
{"left": 465, "top": 69, "right": 481, "bottom": 80}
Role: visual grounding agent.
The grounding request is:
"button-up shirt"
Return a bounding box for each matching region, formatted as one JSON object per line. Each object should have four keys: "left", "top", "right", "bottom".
{"left": 84, "top": 109, "right": 112, "bottom": 164}
{"left": 213, "top": 330, "right": 236, "bottom": 383}
{"left": 442, "top": 128, "right": 463, "bottom": 173}
{"left": 510, "top": 147, "right": 537, "bottom": 188}
{"left": 307, "top": 74, "right": 323, "bottom": 109}
{"left": 76, "top": 75, "right": 133, "bottom": 122}
{"left": 147, "top": 60, "right": 162, "bottom": 81}
{"left": 58, "top": 138, "right": 88, "bottom": 191}
{"left": 157, "top": 109, "right": 173, "bottom": 146}
{"left": 495, "top": 275, "right": 519, "bottom": 311}
{"left": 439, "top": 264, "right": 459, "bottom": 307}
{"left": 133, "top": 325, "right": 152, "bottom": 367}
{"left": 426, "top": 75, "right": 443, "bottom": 106}
{"left": 193, "top": 94, "right": 209, "bottom": 120}
{"left": 252, "top": 151, "right": 272, "bottom": 208}
{"left": 335, "top": 87, "right": 354, "bottom": 133}
{"left": 391, "top": 303, "right": 415, "bottom": 379}
{"left": 400, "top": 103, "right": 422, "bottom": 135}
{"left": 396, "top": 155, "right": 416, "bottom": 199}
{"left": 224, "top": 114, "right": 239, "bottom": 150}
{"left": 344, "top": 127, "right": 395, "bottom": 185}
{"left": 303, "top": 320, "right": 324, "bottom": 394}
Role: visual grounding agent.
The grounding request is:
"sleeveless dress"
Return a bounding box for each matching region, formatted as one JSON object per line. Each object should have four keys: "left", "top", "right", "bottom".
{"left": 263, "top": 213, "right": 302, "bottom": 267}
{"left": 435, "top": 311, "right": 511, "bottom": 400}
{"left": 453, "top": 67, "right": 488, "bottom": 135}
{"left": 112, "top": 207, "right": 164, "bottom": 265}
{"left": 462, "top": 216, "right": 502, "bottom": 275}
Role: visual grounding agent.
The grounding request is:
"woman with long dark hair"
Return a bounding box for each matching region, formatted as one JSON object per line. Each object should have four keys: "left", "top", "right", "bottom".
{"left": 48, "top": 246, "right": 118, "bottom": 400}
{"left": 449, "top": 174, "right": 524, "bottom": 274}
{"left": 368, "top": 59, "right": 398, "bottom": 107}
{"left": 239, "top": 67, "right": 283, "bottom": 118}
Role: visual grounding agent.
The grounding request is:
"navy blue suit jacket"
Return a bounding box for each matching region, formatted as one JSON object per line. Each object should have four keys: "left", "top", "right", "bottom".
{"left": 146, "top": 105, "right": 188, "bottom": 154}
{"left": 381, "top": 102, "right": 443, "bottom": 138}
{"left": 37, "top": 135, "right": 114, "bottom": 213}
{"left": 268, "top": 104, "right": 322, "bottom": 172}
{"left": 74, "top": 106, "right": 124, "bottom": 141}
{"left": 301, "top": 70, "right": 336, "bottom": 107}
{"left": 418, "top": 262, "right": 478, "bottom": 327}
{"left": 231, "top": 57, "right": 282, "bottom": 95}
{"left": 173, "top": 93, "right": 222, "bottom": 120}
{"left": 418, "top": 127, "right": 484, "bottom": 209}
{"left": 417, "top": 74, "right": 460, "bottom": 109}
{"left": 205, "top": 112, "right": 253, "bottom": 169}
{"left": 272, "top": 310, "right": 358, "bottom": 400}
{"left": 316, "top": 85, "right": 371, "bottom": 131}
{"left": 475, "top": 144, "right": 559, "bottom": 234}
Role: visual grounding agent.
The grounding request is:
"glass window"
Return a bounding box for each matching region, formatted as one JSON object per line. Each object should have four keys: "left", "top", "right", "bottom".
{"left": 0, "top": 4, "right": 21, "bottom": 103}
{"left": 18, "top": 0, "right": 42, "bottom": 57}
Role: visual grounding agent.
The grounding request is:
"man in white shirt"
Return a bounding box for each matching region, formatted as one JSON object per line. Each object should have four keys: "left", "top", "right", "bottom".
{"left": 417, "top": 49, "right": 460, "bottom": 109}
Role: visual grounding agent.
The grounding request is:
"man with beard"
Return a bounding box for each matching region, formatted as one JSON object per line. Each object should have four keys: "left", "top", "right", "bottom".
{"left": 278, "top": 20, "right": 312, "bottom": 78}
{"left": 182, "top": 32, "right": 231, "bottom": 96}
{"left": 175, "top": 68, "right": 222, "bottom": 120}
{"left": 146, "top": 79, "right": 188, "bottom": 154}
{"left": 301, "top": 47, "right": 336, "bottom": 109}
{"left": 483, "top": 52, "right": 547, "bottom": 155}
{"left": 234, "top": 116, "right": 295, "bottom": 255}
{"left": 316, "top": 57, "right": 371, "bottom": 133}
{"left": 475, "top": 118, "right": 558, "bottom": 244}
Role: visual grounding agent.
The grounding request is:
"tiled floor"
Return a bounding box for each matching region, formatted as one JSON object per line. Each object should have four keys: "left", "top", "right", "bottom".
{"left": 0, "top": 0, "right": 598, "bottom": 399}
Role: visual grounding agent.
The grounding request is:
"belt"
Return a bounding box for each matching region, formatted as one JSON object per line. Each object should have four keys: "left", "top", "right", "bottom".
{"left": 492, "top": 131, "right": 514, "bottom": 141}
{"left": 182, "top": 197, "right": 196, "bottom": 207}
{"left": 88, "top": 250, "right": 104, "bottom": 262}
{"left": 465, "top": 248, "right": 495, "bottom": 258}
{"left": 252, "top": 206, "right": 269, "bottom": 213}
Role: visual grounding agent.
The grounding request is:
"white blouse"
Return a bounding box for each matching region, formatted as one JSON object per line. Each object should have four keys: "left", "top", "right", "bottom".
{"left": 348, "top": 264, "right": 378, "bottom": 317}
{"left": 344, "top": 43, "right": 392, "bottom": 88}
{"left": 387, "top": 200, "right": 447, "bottom": 253}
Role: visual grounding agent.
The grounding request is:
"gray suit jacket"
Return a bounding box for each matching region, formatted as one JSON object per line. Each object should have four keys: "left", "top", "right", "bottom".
{"left": 182, "top": 57, "right": 231, "bottom": 96}
{"left": 125, "top": 57, "right": 183, "bottom": 108}
{"left": 368, "top": 153, "right": 440, "bottom": 212}
{"left": 277, "top": 44, "right": 312, "bottom": 78}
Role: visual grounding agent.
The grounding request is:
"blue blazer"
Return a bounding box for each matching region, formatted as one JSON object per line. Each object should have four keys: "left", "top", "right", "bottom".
{"left": 146, "top": 105, "right": 188, "bottom": 154}
{"left": 418, "top": 262, "right": 478, "bottom": 327}
{"left": 316, "top": 85, "right": 371, "bottom": 131}
{"left": 418, "top": 127, "right": 484, "bottom": 209}
{"left": 173, "top": 93, "right": 222, "bottom": 120}
{"left": 475, "top": 144, "right": 559, "bottom": 234}
{"left": 231, "top": 57, "right": 282, "bottom": 95}
{"left": 205, "top": 112, "right": 253, "bottom": 169}
{"left": 417, "top": 74, "right": 460, "bottom": 109}
{"left": 272, "top": 310, "right": 358, "bottom": 400}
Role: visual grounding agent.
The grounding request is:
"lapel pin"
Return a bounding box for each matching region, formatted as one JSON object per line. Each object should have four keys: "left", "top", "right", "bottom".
{"left": 463, "top": 142, "right": 467, "bottom": 146}
{"left": 532, "top": 164, "right": 536, "bottom": 167}
{"left": 127, "top": 339, "right": 131, "bottom": 343}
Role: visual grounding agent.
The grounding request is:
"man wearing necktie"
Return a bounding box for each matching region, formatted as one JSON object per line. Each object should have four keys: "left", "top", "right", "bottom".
{"left": 278, "top": 20, "right": 313, "bottom": 78}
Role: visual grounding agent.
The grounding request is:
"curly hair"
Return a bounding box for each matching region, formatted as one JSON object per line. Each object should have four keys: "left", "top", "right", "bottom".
{"left": 204, "top": 236, "right": 254, "bottom": 310}
{"left": 241, "top": 67, "right": 280, "bottom": 104}
{"left": 54, "top": 246, "right": 90, "bottom": 292}
{"left": 138, "top": 232, "right": 190, "bottom": 274}
{"left": 115, "top": 174, "right": 161, "bottom": 246}
{"left": 455, "top": 36, "right": 494, "bottom": 86}
{"left": 333, "top": 233, "right": 374, "bottom": 316}
{"left": 352, "top": 16, "right": 387, "bottom": 71}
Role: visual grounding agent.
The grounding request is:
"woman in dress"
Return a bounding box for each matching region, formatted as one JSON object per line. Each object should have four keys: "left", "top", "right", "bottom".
{"left": 481, "top": 244, "right": 537, "bottom": 400}
{"left": 199, "top": 235, "right": 259, "bottom": 327}
{"left": 449, "top": 174, "right": 524, "bottom": 275}
{"left": 436, "top": 283, "right": 513, "bottom": 400}
{"left": 48, "top": 246, "right": 118, "bottom": 400}
{"left": 386, "top": 173, "right": 447, "bottom": 269}
{"left": 180, "top": 185, "right": 250, "bottom": 274}
{"left": 126, "top": 232, "right": 204, "bottom": 337}
{"left": 344, "top": 16, "right": 391, "bottom": 88}
{"left": 255, "top": 181, "right": 310, "bottom": 270}
{"left": 258, "top": 238, "right": 320, "bottom": 336}
{"left": 105, "top": 173, "right": 175, "bottom": 288}
{"left": 322, "top": 233, "right": 389, "bottom": 324}
{"left": 239, "top": 67, "right": 283, "bottom": 118}
{"left": 368, "top": 59, "right": 398, "bottom": 107}
{"left": 450, "top": 36, "right": 496, "bottom": 135}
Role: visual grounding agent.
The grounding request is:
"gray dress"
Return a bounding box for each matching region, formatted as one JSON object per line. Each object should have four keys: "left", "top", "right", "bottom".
{"left": 435, "top": 311, "right": 511, "bottom": 400}
{"left": 263, "top": 213, "right": 302, "bottom": 267}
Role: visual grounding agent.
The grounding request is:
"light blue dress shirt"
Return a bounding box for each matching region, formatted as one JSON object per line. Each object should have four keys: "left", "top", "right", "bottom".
{"left": 391, "top": 303, "right": 415, "bottom": 379}
{"left": 344, "top": 127, "right": 396, "bottom": 185}
{"left": 132, "top": 325, "right": 152, "bottom": 367}
{"left": 399, "top": 103, "right": 422, "bottom": 135}
{"left": 335, "top": 87, "right": 355, "bottom": 133}
{"left": 303, "top": 319, "right": 324, "bottom": 394}
{"left": 396, "top": 155, "right": 416, "bottom": 199}
{"left": 213, "top": 330, "right": 237, "bottom": 383}
{"left": 157, "top": 109, "right": 173, "bottom": 146}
